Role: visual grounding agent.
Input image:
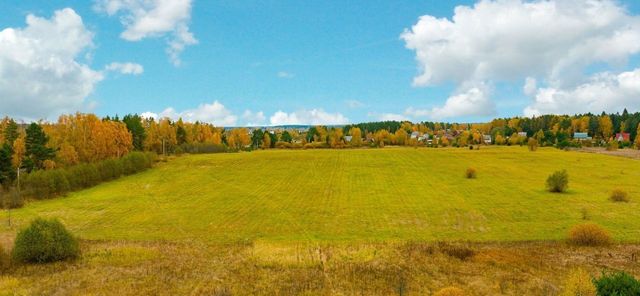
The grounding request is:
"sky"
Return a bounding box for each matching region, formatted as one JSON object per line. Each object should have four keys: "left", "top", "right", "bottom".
{"left": 1, "top": 0, "right": 640, "bottom": 126}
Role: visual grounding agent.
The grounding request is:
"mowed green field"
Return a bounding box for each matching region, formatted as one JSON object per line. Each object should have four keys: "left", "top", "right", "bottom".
{"left": 2, "top": 146, "right": 639, "bottom": 243}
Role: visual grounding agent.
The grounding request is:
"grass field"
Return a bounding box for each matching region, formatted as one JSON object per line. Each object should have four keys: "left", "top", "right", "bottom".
{"left": 1, "top": 146, "right": 639, "bottom": 295}
{"left": 1, "top": 146, "right": 639, "bottom": 243}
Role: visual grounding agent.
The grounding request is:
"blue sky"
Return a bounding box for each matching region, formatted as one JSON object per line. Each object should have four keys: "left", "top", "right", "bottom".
{"left": 2, "top": 1, "right": 640, "bottom": 126}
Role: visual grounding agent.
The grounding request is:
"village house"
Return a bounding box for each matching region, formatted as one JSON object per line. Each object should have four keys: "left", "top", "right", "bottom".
{"left": 483, "top": 135, "right": 492, "bottom": 144}
{"left": 615, "top": 133, "right": 630, "bottom": 142}
{"left": 573, "top": 132, "right": 592, "bottom": 141}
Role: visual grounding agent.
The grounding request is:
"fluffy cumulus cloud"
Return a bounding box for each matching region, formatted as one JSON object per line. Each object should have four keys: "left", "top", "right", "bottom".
{"left": 146, "top": 101, "right": 238, "bottom": 126}
{"left": 401, "top": 0, "right": 640, "bottom": 117}
{"left": 95, "top": 0, "right": 197, "bottom": 66}
{"left": 105, "top": 62, "right": 144, "bottom": 75}
{"left": 242, "top": 110, "right": 266, "bottom": 126}
{"left": 525, "top": 68, "right": 640, "bottom": 116}
{"left": 0, "top": 8, "right": 103, "bottom": 121}
{"left": 269, "top": 109, "right": 349, "bottom": 126}
{"left": 405, "top": 86, "right": 495, "bottom": 120}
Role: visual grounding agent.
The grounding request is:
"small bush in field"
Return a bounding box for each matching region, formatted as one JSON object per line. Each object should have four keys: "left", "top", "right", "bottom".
{"left": 465, "top": 168, "right": 477, "bottom": 179}
{"left": 434, "top": 286, "right": 465, "bottom": 296}
{"left": 567, "top": 223, "right": 611, "bottom": 246}
{"left": 593, "top": 272, "right": 640, "bottom": 296}
{"left": 438, "top": 242, "right": 475, "bottom": 261}
{"left": 12, "top": 218, "right": 79, "bottom": 263}
{"left": 609, "top": 189, "right": 629, "bottom": 203}
{"left": 560, "top": 268, "right": 595, "bottom": 296}
{"left": 528, "top": 138, "right": 539, "bottom": 151}
{"left": 546, "top": 170, "right": 569, "bottom": 193}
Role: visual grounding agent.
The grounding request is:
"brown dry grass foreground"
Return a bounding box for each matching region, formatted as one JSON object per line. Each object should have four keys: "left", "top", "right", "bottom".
{"left": 0, "top": 240, "right": 639, "bottom": 295}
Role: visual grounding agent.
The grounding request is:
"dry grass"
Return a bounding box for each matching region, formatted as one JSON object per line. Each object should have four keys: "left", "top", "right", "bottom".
{"left": 0, "top": 240, "right": 638, "bottom": 295}
{"left": 568, "top": 223, "right": 612, "bottom": 246}
{"left": 435, "top": 286, "right": 466, "bottom": 296}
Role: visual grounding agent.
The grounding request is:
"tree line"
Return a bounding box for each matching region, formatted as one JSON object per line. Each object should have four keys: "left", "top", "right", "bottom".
{"left": 1, "top": 109, "right": 639, "bottom": 202}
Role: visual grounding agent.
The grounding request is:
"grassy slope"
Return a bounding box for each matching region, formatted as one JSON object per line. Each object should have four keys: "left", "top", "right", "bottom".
{"left": 1, "top": 146, "right": 639, "bottom": 243}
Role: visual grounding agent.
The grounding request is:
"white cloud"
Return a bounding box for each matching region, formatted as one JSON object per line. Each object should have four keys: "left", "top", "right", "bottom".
{"left": 95, "top": 0, "right": 197, "bottom": 66}
{"left": 140, "top": 111, "right": 158, "bottom": 120}
{"left": 524, "top": 68, "right": 640, "bottom": 116}
{"left": 401, "top": 0, "right": 640, "bottom": 116}
{"left": 242, "top": 110, "right": 266, "bottom": 126}
{"left": 404, "top": 86, "right": 496, "bottom": 120}
{"left": 0, "top": 8, "right": 103, "bottom": 121}
{"left": 269, "top": 109, "right": 349, "bottom": 126}
{"left": 523, "top": 77, "right": 537, "bottom": 96}
{"left": 146, "top": 100, "right": 238, "bottom": 126}
{"left": 345, "top": 99, "right": 365, "bottom": 109}
{"left": 105, "top": 62, "right": 144, "bottom": 75}
{"left": 277, "top": 71, "right": 295, "bottom": 79}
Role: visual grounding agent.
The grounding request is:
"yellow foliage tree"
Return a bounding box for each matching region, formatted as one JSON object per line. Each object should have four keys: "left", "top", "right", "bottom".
{"left": 11, "top": 136, "right": 25, "bottom": 169}
{"left": 599, "top": 115, "right": 613, "bottom": 140}
{"left": 349, "top": 127, "right": 362, "bottom": 147}
{"left": 394, "top": 129, "right": 408, "bottom": 146}
{"left": 226, "top": 128, "right": 251, "bottom": 150}
{"left": 47, "top": 113, "right": 133, "bottom": 164}
{"left": 262, "top": 132, "right": 271, "bottom": 149}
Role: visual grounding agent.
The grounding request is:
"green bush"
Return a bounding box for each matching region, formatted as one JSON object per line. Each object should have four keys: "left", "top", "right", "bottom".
{"left": 12, "top": 218, "right": 80, "bottom": 263}
{"left": 547, "top": 169, "right": 569, "bottom": 193}
{"left": 20, "top": 151, "right": 157, "bottom": 201}
{"left": 593, "top": 272, "right": 640, "bottom": 296}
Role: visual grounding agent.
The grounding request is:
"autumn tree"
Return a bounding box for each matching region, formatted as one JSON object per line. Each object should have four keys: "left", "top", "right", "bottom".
{"left": 328, "top": 128, "right": 344, "bottom": 148}
{"left": 349, "top": 127, "right": 362, "bottom": 147}
{"left": 495, "top": 133, "right": 505, "bottom": 145}
{"left": 226, "top": 128, "right": 251, "bottom": 150}
{"left": 262, "top": 132, "right": 271, "bottom": 149}
{"left": 144, "top": 118, "right": 177, "bottom": 154}
{"left": 440, "top": 135, "right": 450, "bottom": 147}
{"left": 599, "top": 115, "right": 613, "bottom": 140}
{"left": 394, "top": 129, "right": 408, "bottom": 146}
{"left": 12, "top": 136, "right": 25, "bottom": 169}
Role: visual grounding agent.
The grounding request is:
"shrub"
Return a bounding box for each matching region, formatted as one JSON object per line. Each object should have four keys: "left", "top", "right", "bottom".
{"left": 593, "top": 272, "right": 640, "bottom": 296}
{"left": 528, "top": 138, "right": 539, "bottom": 151}
{"left": 465, "top": 168, "right": 477, "bottom": 179}
{"left": 438, "top": 242, "right": 475, "bottom": 261}
{"left": 12, "top": 218, "right": 80, "bottom": 263}
{"left": 434, "top": 286, "right": 465, "bottom": 296}
{"left": 561, "top": 268, "right": 596, "bottom": 296}
{"left": 609, "top": 189, "right": 629, "bottom": 203}
{"left": 568, "top": 223, "right": 611, "bottom": 246}
{"left": 547, "top": 169, "right": 569, "bottom": 193}
{"left": 606, "top": 141, "right": 618, "bottom": 151}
